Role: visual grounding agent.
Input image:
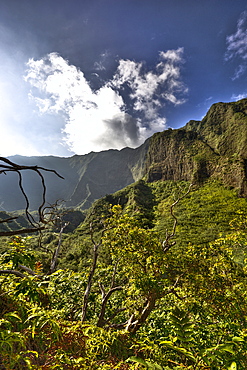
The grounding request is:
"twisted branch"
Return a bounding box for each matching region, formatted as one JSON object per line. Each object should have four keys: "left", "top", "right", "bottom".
{"left": 163, "top": 183, "right": 194, "bottom": 252}
{"left": 0, "top": 157, "right": 64, "bottom": 236}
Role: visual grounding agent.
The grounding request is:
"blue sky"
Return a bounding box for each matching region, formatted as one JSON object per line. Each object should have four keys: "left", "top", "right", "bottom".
{"left": 0, "top": 0, "right": 247, "bottom": 156}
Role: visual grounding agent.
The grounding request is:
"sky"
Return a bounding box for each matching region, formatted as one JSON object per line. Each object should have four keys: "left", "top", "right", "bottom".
{"left": 0, "top": 0, "right": 247, "bottom": 157}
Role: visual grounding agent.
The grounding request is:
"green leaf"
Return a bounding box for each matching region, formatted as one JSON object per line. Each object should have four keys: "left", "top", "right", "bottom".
{"left": 159, "top": 341, "right": 196, "bottom": 362}
{"left": 217, "top": 344, "right": 235, "bottom": 355}
{"left": 205, "top": 343, "right": 236, "bottom": 355}
{"left": 180, "top": 317, "right": 191, "bottom": 325}
{"left": 126, "top": 356, "right": 148, "bottom": 367}
{"left": 228, "top": 362, "right": 237, "bottom": 370}
{"left": 145, "top": 362, "right": 163, "bottom": 370}
{"left": 232, "top": 337, "right": 244, "bottom": 343}
{"left": 24, "top": 313, "right": 40, "bottom": 323}
{"left": 4, "top": 312, "right": 21, "bottom": 322}
{"left": 126, "top": 357, "right": 163, "bottom": 369}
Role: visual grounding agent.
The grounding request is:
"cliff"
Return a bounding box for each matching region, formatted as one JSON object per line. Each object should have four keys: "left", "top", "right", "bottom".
{"left": 145, "top": 99, "right": 247, "bottom": 196}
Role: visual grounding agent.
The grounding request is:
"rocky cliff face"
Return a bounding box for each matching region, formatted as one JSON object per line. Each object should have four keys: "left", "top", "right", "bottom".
{"left": 145, "top": 99, "right": 247, "bottom": 196}
{"left": 144, "top": 129, "right": 205, "bottom": 182}
{"left": 1, "top": 99, "right": 247, "bottom": 212}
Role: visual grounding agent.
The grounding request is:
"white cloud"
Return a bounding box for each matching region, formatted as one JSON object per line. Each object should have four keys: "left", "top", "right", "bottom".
{"left": 110, "top": 47, "right": 187, "bottom": 131}
{"left": 25, "top": 49, "right": 187, "bottom": 155}
{"left": 231, "top": 92, "right": 247, "bottom": 101}
{"left": 225, "top": 11, "right": 247, "bottom": 79}
{"left": 231, "top": 64, "right": 247, "bottom": 80}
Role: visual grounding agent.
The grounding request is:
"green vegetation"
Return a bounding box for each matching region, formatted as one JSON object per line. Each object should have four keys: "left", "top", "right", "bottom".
{"left": 1, "top": 99, "right": 247, "bottom": 368}
{"left": 1, "top": 178, "right": 247, "bottom": 369}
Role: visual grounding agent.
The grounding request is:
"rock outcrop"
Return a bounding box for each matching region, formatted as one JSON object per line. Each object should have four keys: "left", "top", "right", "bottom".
{"left": 145, "top": 99, "right": 247, "bottom": 196}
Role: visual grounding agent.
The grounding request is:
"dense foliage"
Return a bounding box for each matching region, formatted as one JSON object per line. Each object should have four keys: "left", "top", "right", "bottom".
{"left": 1, "top": 180, "right": 247, "bottom": 369}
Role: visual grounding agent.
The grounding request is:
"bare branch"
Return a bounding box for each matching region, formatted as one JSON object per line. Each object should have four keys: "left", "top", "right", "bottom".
{"left": 0, "top": 157, "right": 64, "bottom": 236}
{"left": 81, "top": 237, "right": 101, "bottom": 321}
{"left": 49, "top": 222, "right": 69, "bottom": 274}
{"left": 163, "top": 183, "right": 193, "bottom": 252}
{"left": 17, "top": 264, "right": 43, "bottom": 278}
{"left": 0, "top": 157, "right": 63, "bottom": 179}
{"left": 0, "top": 216, "right": 18, "bottom": 224}
{"left": 110, "top": 260, "right": 119, "bottom": 289}
{"left": 99, "top": 282, "right": 106, "bottom": 299}
{"left": 167, "top": 273, "right": 187, "bottom": 300}
{"left": 0, "top": 226, "right": 45, "bottom": 237}
{"left": 81, "top": 219, "right": 110, "bottom": 322}
{"left": 97, "top": 286, "right": 123, "bottom": 327}
{"left": 127, "top": 293, "right": 157, "bottom": 334}
{"left": 0, "top": 269, "right": 25, "bottom": 278}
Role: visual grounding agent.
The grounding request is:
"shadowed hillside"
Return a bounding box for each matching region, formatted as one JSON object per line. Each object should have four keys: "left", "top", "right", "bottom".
{"left": 0, "top": 141, "right": 149, "bottom": 211}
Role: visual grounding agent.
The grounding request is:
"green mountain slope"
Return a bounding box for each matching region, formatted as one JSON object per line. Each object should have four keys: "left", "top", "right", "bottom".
{"left": 85, "top": 179, "right": 247, "bottom": 243}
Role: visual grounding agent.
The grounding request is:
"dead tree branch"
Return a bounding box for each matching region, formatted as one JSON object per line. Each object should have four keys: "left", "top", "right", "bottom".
{"left": 163, "top": 183, "right": 194, "bottom": 252}
{"left": 18, "top": 264, "right": 38, "bottom": 277}
{"left": 0, "top": 217, "right": 18, "bottom": 224}
{"left": 0, "top": 265, "right": 42, "bottom": 279}
{"left": 97, "top": 260, "right": 124, "bottom": 327}
{"left": 0, "top": 227, "right": 45, "bottom": 237}
{"left": 97, "top": 286, "right": 123, "bottom": 327}
{"left": 0, "top": 269, "right": 25, "bottom": 278}
{"left": 0, "top": 157, "right": 64, "bottom": 236}
{"left": 81, "top": 222, "right": 106, "bottom": 322}
{"left": 50, "top": 221, "right": 69, "bottom": 274}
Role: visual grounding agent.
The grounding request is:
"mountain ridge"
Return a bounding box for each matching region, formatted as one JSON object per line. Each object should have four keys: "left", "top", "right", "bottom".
{"left": 1, "top": 98, "right": 247, "bottom": 212}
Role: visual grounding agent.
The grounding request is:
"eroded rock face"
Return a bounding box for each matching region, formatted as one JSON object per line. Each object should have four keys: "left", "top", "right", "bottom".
{"left": 145, "top": 129, "right": 197, "bottom": 182}
{"left": 145, "top": 99, "right": 247, "bottom": 195}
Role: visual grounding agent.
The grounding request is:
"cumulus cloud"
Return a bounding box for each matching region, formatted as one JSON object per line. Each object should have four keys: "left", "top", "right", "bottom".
{"left": 25, "top": 49, "right": 187, "bottom": 155}
{"left": 225, "top": 11, "right": 247, "bottom": 79}
{"left": 110, "top": 48, "right": 186, "bottom": 126}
